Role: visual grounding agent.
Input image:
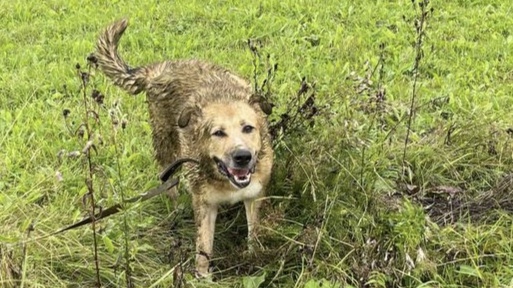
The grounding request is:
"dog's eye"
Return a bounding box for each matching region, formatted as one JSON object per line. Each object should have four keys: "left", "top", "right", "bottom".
{"left": 242, "top": 125, "right": 254, "bottom": 134}
{"left": 212, "top": 130, "right": 227, "bottom": 137}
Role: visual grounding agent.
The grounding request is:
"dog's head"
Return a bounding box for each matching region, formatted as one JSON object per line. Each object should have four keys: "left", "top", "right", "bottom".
{"left": 178, "top": 100, "right": 268, "bottom": 189}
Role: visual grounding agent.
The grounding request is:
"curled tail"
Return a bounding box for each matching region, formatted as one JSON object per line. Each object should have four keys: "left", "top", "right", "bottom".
{"left": 95, "top": 19, "right": 148, "bottom": 95}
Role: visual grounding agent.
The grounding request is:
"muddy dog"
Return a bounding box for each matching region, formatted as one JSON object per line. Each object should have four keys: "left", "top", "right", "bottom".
{"left": 94, "top": 19, "right": 273, "bottom": 277}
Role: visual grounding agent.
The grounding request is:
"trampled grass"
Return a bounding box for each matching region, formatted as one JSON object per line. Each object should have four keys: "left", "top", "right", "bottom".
{"left": 2, "top": 0, "right": 513, "bottom": 287}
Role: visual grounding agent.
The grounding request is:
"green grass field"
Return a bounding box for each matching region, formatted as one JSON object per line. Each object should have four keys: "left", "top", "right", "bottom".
{"left": 2, "top": 0, "right": 513, "bottom": 287}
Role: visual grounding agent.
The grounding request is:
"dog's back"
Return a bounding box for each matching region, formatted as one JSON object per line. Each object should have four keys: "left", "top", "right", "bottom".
{"left": 95, "top": 19, "right": 255, "bottom": 167}
{"left": 95, "top": 19, "right": 251, "bottom": 102}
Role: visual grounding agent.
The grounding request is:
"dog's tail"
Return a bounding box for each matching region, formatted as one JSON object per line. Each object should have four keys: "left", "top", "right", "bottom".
{"left": 95, "top": 19, "right": 149, "bottom": 95}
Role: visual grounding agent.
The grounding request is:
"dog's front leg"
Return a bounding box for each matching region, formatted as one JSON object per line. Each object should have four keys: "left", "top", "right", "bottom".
{"left": 244, "top": 198, "right": 262, "bottom": 252}
{"left": 193, "top": 194, "right": 218, "bottom": 278}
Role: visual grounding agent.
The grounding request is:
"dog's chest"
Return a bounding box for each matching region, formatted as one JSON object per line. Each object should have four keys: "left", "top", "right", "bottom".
{"left": 207, "top": 181, "right": 263, "bottom": 205}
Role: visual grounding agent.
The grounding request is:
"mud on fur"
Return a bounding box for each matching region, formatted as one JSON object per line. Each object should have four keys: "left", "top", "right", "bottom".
{"left": 94, "top": 19, "right": 274, "bottom": 278}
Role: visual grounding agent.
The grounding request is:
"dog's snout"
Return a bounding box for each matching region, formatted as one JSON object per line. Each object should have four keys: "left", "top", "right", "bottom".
{"left": 233, "top": 149, "right": 252, "bottom": 166}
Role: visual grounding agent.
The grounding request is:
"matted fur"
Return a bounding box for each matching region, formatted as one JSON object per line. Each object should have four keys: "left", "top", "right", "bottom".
{"left": 94, "top": 19, "right": 273, "bottom": 277}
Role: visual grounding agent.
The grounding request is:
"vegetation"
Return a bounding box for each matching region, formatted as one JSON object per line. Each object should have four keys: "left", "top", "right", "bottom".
{"left": 2, "top": 0, "right": 513, "bottom": 287}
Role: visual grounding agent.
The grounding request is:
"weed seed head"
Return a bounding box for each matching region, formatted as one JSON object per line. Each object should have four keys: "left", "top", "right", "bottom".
{"left": 87, "top": 53, "right": 98, "bottom": 65}
{"left": 77, "top": 127, "right": 85, "bottom": 139}
{"left": 81, "top": 72, "right": 89, "bottom": 84}
{"left": 91, "top": 89, "right": 104, "bottom": 104}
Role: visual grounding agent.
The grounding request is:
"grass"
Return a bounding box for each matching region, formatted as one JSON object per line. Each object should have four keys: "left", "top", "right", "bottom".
{"left": 2, "top": 0, "right": 513, "bottom": 287}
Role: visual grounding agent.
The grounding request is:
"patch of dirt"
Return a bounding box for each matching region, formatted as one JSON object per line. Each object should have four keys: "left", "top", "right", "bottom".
{"left": 418, "top": 173, "right": 513, "bottom": 225}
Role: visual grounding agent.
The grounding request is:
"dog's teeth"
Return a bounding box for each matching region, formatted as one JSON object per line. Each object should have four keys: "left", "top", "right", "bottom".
{"left": 234, "top": 173, "right": 251, "bottom": 184}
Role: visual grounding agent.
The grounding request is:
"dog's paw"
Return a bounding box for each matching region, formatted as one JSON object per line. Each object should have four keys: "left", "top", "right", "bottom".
{"left": 194, "top": 269, "right": 213, "bottom": 281}
{"left": 247, "top": 234, "right": 264, "bottom": 252}
{"left": 243, "top": 239, "right": 263, "bottom": 260}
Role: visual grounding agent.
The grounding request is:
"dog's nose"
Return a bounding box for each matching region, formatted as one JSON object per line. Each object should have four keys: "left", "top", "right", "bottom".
{"left": 233, "top": 149, "right": 252, "bottom": 167}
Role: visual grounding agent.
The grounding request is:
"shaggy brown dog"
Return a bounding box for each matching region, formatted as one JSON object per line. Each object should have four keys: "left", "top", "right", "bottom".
{"left": 94, "top": 19, "right": 273, "bottom": 277}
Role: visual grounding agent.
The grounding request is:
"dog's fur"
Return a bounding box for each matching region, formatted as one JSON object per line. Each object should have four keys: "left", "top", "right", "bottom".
{"left": 94, "top": 19, "right": 273, "bottom": 277}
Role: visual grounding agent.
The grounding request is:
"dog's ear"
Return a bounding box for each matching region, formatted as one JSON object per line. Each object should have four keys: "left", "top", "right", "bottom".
{"left": 249, "top": 95, "right": 273, "bottom": 115}
{"left": 178, "top": 106, "right": 200, "bottom": 128}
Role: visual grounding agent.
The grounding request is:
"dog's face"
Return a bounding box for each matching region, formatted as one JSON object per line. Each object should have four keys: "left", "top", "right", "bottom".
{"left": 201, "top": 101, "right": 263, "bottom": 189}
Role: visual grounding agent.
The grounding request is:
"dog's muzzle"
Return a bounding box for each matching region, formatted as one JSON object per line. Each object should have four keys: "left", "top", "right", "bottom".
{"left": 214, "top": 149, "right": 255, "bottom": 189}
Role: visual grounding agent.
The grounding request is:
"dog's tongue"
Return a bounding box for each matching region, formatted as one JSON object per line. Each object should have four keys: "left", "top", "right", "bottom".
{"left": 228, "top": 168, "right": 250, "bottom": 177}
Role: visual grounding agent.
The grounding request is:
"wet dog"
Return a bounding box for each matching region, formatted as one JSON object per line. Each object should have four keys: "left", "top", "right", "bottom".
{"left": 94, "top": 19, "right": 273, "bottom": 277}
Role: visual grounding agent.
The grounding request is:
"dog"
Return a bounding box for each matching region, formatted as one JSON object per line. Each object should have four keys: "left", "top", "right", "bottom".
{"left": 94, "top": 19, "right": 273, "bottom": 277}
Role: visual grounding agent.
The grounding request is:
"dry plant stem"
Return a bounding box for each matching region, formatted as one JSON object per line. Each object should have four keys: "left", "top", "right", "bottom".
{"left": 79, "top": 64, "right": 102, "bottom": 287}
{"left": 402, "top": 0, "right": 430, "bottom": 166}
{"left": 308, "top": 196, "right": 332, "bottom": 267}
{"left": 20, "top": 223, "right": 33, "bottom": 288}
{"left": 248, "top": 39, "right": 260, "bottom": 94}
{"left": 360, "top": 44, "right": 386, "bottom": 189}
{"left": 110, "top": 117, "right": 133, "bottom": 288}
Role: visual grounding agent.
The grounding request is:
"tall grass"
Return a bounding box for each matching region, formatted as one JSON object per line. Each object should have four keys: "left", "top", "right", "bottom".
{"left": 2, "top": 0, "right": 513, "bottom": 287}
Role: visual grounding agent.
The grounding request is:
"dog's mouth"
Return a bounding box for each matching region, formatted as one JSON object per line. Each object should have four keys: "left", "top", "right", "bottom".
{"left": 213, "top": 157, "right": 254, "bottom": 188}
